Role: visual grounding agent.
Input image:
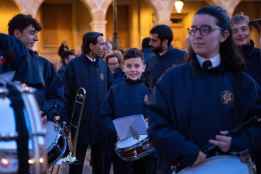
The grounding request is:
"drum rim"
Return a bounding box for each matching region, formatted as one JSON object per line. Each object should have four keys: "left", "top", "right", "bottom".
{"left": 177, "top": 155, "right": 254, "bottom": 174}
{"left": 116, "top": 135, "right": 148, "bottom": 149}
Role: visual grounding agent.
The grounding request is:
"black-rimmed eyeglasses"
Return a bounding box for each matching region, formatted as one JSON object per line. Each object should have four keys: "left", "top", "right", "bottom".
{"left": 188, "top": 25, "right": 220, "bottom": 36}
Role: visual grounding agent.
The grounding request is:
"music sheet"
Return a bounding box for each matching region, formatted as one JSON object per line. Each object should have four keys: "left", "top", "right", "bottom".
{"left": 113, "top": 114, "right": 147, "bottom": 141}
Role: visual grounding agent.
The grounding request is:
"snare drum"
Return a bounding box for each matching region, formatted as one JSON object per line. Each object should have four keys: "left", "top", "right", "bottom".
{"left": 176, "top": 155, "right": 255, "bottom": 174}
{"left": 0, "top": 83, "right": 47, "bottom": 174}
{"left": 45, "top": 121, "right": 68, "bottom": 165}
{"left": 115, "top": 134, "right": 154, "bottom": 161}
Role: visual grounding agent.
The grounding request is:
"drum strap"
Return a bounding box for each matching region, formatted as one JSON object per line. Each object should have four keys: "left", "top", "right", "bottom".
{"left": 7, "top": 83, "right": 29, "bottom": 174}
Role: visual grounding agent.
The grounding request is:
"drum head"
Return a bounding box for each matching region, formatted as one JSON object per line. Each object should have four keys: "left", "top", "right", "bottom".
{"left": 0, "top": 97, "right": 17, "bottom": 150}
{"left": 177, "top": 155, "right": 251, "bottom": 174}
{"left": 116, "top": 135, "right": 147, "bottom": 149}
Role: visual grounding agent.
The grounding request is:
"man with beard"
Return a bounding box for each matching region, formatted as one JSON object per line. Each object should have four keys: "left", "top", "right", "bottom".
{"left": 231, "top": 14, "right": 261, "bottom": 174}
{"left": 144, "top": 24, "right": 186, "bottom": 174}
{"left": 144, "top": 24, "right": 186, "bottom": 90}
{"left": 64, "top": 32, "right": 111, "bottom": 174}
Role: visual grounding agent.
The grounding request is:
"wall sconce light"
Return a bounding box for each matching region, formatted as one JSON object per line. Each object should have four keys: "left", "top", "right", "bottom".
{"left": 175, "top": 0, "right": 184, "bottom": 13}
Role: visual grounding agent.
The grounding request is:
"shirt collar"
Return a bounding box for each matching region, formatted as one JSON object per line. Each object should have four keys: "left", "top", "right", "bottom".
{"left": 196, "top": 54, "right": 221, "bottom": 69}
{"left": 86, "top": 55, "right": 96, "bottom": 62}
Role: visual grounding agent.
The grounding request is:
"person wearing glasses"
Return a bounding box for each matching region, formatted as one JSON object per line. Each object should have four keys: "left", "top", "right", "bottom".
{"left": 146, "top": 5, "right": 261, "bottom": 172}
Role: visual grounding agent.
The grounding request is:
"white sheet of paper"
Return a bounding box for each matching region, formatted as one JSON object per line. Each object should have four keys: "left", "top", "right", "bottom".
{"left": 113, "top": 114, "right": 147, "bottom": 141}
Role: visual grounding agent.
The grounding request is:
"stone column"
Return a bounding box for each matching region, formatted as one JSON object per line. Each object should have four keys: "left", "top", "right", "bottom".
{"left": 14, "top": 0, "right": 44, "bottom": 17}
{"left": 147, "top": 0, "right": 174, "bottom": 25}
{"left": 81, "top": 0, "right": 112, "bottom": 37}
{"left": 206, "top": 0, "right": 242, "bottom": 16}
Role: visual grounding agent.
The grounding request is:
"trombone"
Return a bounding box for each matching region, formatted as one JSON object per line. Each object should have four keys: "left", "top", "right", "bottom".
{"left": 60, "top": 87, "right": 87, "bottom": 164}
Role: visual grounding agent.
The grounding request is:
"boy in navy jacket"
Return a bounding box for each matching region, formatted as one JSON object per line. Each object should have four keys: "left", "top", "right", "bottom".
{"left": 100, "top": 48, "right": 156, "bottom": 174}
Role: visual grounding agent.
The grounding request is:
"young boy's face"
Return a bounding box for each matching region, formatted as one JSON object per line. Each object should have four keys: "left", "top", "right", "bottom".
{"left": 122, "top": 57, "right": 145, "bottom": 81}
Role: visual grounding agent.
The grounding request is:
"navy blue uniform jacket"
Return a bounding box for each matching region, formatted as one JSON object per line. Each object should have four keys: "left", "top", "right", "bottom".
{"left": 0, "top": 34, "right": 63, "bottom": 119}
{"left": 240, "top": 41, "right": 261, "bottom": 86}
{"left": 144, "top": 47, "right": 186, "bottom": 89}
{"left": 146, "top": 56, "right": 261, "bottom": 167}
{"left": 64, "top": 55, "right": 110, "bottom": 145}
{"left": 100, "top": 78, "right": 149, "bottom": 141}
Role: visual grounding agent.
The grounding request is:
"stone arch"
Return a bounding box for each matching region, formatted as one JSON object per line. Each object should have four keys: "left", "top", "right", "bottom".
{"left": 36, "top": 0, "right": 93, "bottom": 63}
{"left": 0, "top": 0, "right": 20, "bottom": 33}
{"left": 80, "top": 0, "right": 112, "bottom": 36}
{"left": 13, "top": 0, "right": 44, "bottom": 17}
{"left": 145, "top": 0, "right": 174, "bottom": 25}
{"left": 205, "top": 0, "right": 241, "bottom": 16}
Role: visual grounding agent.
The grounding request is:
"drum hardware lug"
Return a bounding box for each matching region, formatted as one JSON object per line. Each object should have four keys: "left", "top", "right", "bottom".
{"left": 238, "top": 150, "right": 257, "bottom": 174}
{"left": 238, "top": 149, "right": 251, "bottom": 163}
{"left": 133, "top": 150, "right": 138, "bottom": 158}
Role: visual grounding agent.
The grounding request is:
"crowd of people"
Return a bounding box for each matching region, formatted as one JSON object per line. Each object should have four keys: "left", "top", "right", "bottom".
{"left": 0, "top": 4, "right": 260, "bottom": 174}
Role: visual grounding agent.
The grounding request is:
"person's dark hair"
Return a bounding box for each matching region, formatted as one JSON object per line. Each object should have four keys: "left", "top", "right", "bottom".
{"left": 231, "top": 13, "right": 250, "bottom": 26}
{"left": 8, "top": 14, "right": 42, "bottom": 35}
{"left": 188, "top": 5, "right": 245, "bottom": 72}
{"left": 150, "top": 24, "right": 173, "bottom": 46}
{"left": 123, "top": 48, "right": 144, "bottom": 61}
{"left": 105, "top": 50, "right": 123, "bottom": 64}
{"left": 58, "top": 42, "right": 75, "bottom": 65}
{"left": 141, "top": 37, "right": 152, "bottom": 50}
{"left": 81, "top": 32, "right": 103, "bottom": 55}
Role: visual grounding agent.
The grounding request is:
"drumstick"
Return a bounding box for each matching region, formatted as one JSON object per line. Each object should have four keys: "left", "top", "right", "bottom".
{"left": 203, "top": 115, "right": 260, "bottom": 156}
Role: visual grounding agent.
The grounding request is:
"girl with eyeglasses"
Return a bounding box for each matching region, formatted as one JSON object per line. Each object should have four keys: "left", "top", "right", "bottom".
{"left": 146, "top": 5, "right": 261, "bottom": 172}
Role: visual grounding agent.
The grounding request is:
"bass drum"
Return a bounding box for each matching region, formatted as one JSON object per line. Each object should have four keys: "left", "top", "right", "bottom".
{"left": 0, "top": 82, "right": 47, "bottom": 174}
{"left": 176, "top": 155, "right": 255, "bottom": 174}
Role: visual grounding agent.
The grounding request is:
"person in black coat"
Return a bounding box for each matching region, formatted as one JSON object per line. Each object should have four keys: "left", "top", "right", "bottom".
{"left": 1, "top": 14, "right": 63, "bottom": 121}
{"left": 144, "top": 24, "right": 186, "bottom": 90}
{"left": 100, "top": 48, "right": 156, "bottom": 174}
{"left": 231, "top": 14, "right": 261, "bottom": 86}
{"left": 64, "top": 32, "right": 111, "bottom": 174}
{"left": 143, "top": 24, "right": 186, "bottom": 174}
{"left": 147, "top": 5, "right": 261, "bottom": 173}
{"left": 231, "top": 13, "right": 261, "bottom": 174}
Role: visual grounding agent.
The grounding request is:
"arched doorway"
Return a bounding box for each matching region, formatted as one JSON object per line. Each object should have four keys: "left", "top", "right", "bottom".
{"left": 106, "top": 0, "right": 155, "bottom": 49}
{"left": 38, "top": 0, "right": 92, "bottom": 64}
{"left": 0, "top": 0, "right": 20, "bottom": 33}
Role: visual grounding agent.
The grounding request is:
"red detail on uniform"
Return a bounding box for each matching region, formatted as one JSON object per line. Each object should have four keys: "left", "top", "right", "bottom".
{"left": 0, "top": 56, "right": 7, "bottom": 65}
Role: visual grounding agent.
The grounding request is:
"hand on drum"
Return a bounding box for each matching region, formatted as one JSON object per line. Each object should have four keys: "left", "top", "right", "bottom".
{"left": 193, "top": 151, "right": 207, "bottom": 166}
{"left": 209, "top": 131, "right": 231, "bottom": 153}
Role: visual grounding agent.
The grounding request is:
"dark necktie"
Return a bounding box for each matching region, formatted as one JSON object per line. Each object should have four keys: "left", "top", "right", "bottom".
{"left": 202, "top": 60, "right": 212, "bottom": 70}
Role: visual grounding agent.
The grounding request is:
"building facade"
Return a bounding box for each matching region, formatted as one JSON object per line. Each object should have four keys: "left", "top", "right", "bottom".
{"left": 0, "top": 0, "right": 260, "bottom": 63}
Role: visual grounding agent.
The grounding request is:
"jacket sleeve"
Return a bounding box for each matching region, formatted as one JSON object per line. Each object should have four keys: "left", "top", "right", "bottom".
{"left": 0, "top": 34, "right": 28, "bottom": 70}
{"left": 99, "top": 87, "right": 117, "bottom": 142}
{"left": 231, "top": 80, "right": 261, "bottom": 155}
{"left": 146, "top": 74, "right": 199, "bottom": 167}
{"left": 64, "top": 62, "right": 76, "bottom": 123}
{"left": 42, "top": 62, "right": 65, "bottom": 120}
